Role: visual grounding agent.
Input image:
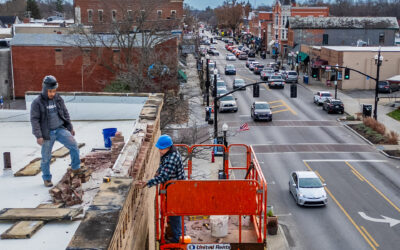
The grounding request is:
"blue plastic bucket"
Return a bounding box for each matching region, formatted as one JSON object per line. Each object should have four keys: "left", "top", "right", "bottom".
{"left": 102, "top": 128, "right": 117, "bottom": 148}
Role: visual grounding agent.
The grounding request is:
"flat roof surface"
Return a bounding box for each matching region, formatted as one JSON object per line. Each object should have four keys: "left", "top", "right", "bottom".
{"left": 0, "top": 120, "right": 135, "bottom": 249}
{"left": 323, "top": 46, "right": 400, "bottom": 52}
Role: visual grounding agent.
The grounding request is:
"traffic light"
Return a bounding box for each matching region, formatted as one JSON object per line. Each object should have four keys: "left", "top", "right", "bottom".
{"left": 312, "top": 68, "right": 318, "bottom": 78}
{"left": 290, "top": 84, "right": 297, "bottom": 98}
{"left": 344, "top": 68, "right": 350, "bottom": 80}
{"left": 253, "top": 84, "right": 260, "bottom": 97}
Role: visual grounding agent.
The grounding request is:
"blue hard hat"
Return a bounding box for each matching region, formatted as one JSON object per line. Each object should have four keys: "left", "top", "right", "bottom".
{"left": 155, "top": 135, "right": 173, "bottom": 149}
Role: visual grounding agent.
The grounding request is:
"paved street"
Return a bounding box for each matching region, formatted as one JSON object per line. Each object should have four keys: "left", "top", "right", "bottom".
{"left": 205, "top": 37, "right": 400, "bottom": 250}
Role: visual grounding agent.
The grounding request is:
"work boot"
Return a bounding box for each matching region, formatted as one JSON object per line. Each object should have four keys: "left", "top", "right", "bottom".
{"left": 71, "top": 167, "right": 86, "bottom": 175}
{"left": 44, "top": 180, "right": 53, "bottom": 187}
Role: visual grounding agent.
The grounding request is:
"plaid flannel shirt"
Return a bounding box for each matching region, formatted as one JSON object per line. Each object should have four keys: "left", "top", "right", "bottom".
{"left": 147, "top": 146, "right": 185, "bottom": 188}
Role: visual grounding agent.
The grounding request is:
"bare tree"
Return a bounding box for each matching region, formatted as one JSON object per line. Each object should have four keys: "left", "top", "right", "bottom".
{"left": 214, "top": 0, "right": 244, "bottom": 34}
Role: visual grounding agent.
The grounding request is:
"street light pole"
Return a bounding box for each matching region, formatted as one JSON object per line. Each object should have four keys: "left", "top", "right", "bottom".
{"left": 213, "top": 69, "right": 218, "bottom": 139}
{"left": 374, "top": 48, "right": 382, "bottom": 120}
{"left": 206, "top": 55, "right": 210, "bottom": 106}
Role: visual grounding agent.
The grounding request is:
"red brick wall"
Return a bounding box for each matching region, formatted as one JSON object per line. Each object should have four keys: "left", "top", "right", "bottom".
{"left": 291, "top": 8, "right": 329, "bottom": 17}
{"left": 12, "top": 37, "right": 178, "bottom": 97}
{"left": 74, "top": 0, "right": 183, "bottom": 25}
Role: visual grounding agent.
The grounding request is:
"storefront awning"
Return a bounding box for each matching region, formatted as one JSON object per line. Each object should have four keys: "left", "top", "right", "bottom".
{"left": 178, "top": 69, "right": 187, "bottom": 82}
{"left": 298, "top": 51, "right": 309, "bottom": 62}
{"left": 312, "top": 59, "right": 328, "bottom": 68}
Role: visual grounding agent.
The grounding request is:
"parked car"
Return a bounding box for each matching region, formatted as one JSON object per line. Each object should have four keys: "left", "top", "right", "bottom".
{"left": 260, "top": 69, "right": 274, "bottom": 81}
{"left": 208, "top": 61, "right": 216, "bottom": 71}
{"left": 323, "top": 99, "right": 344, "bottom": 114}
{"left": 289, "top": 171, "right": 327, "bottom": 206}
{"left": 218, "top": 94, "right": 238, "bottom": 112}
{"left": 251, "top": 101, "right": 272, "bottom": 121}
{"left": 228, "top": 46, "right": 236, "bottom": 52}
{"left": 217, "top": 88, "right": 228, "bottom": 97}
{"left": 226, "top": 54, "right": 236, "bottom": 61}
{"left": 378, "top": 81, "right": 400, "bottom": 93}
{"left": 254, "top": 64, "right": 265, "bottom": 75}
{"left": 225, "top": 64, "right": 236, "bottom": 75}
{"left": 268, "top": 75, "right": 285, "bottom": 89}
{"left": 216, "top": 80, "right": 227, "bottom": 91}
{"left": 285, "top": 71, "right": 298, "bottom": 83}
{"left": 238, "top": 52, "right": 248, "bottom": 60}
{"left": 235, "top": 50, "right": 242, "bottom": 57}
{"left": 246, "top": 58, "right": 256, "bottom": 68}
{"left": 207, "top": 48, "right": 219, "bottom": 56}
{"left": 249, "top": 61, "right": 260, "bottom": 71}
{"left": 247, "top": 49, "right": 256, "bottom": 57}
{"left": 233, "top": 78, "right": 246, "bottom": 90}
{"left": 314, "top": 91, "right": 332, "bottom": 105}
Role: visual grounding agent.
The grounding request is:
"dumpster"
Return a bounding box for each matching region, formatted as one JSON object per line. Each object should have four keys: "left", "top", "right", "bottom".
{"left": 362, "top": 104, "right": 372, "bottom": 117}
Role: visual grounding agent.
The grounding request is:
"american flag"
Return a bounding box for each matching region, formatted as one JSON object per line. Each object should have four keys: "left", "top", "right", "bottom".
{"left": 239, "top": 122, "right": 249, "bottom": 131}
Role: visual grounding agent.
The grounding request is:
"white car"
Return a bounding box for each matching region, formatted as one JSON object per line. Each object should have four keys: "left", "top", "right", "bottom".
{"left": 218, "top": 94, "right": 238, "bottom": 112}
{"left": 314, "top": 91, "right": 332, "bottom": 105}
{"left": 226, "top": 54, "right": 236, "bottom": 61}
{"left": 289, "top": 171, "right": 328, "bottom": 206}
{"left": 249, "top": 61, "right": 259, "bottom": 71}
{"left": 216, "top": 80, "right": 227, "bottom": 91}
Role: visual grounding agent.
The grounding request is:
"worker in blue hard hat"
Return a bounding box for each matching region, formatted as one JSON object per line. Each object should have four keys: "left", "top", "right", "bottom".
{"left": 139, "top": 134, "right": 185, "bottom": 243}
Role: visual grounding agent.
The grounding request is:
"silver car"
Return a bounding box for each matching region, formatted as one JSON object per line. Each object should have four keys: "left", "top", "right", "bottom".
{"left": 285, "top": 71, "right": 298, "bottom": 83}
{"left": 226, "top": 54, "right": 236, "bottom": 61}
{"left": 251, "top": 101, "right": 272, "bottom": 121}
{"left": 289, "top": 171, "right": 328, "bottom": 206}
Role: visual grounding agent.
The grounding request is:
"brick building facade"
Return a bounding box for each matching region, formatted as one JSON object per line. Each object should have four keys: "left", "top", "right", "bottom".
{"left": 272, "top": 0, "right": 329, "bottom": 55}
{"left": 74, "top": 0, "right": 184, "bottom": 31}
{"left": 11, "top": 33, "right": 178, "bottom": 97}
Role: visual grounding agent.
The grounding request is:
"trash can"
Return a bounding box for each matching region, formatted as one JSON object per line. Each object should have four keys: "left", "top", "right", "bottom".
{"left": 362, "top": 104, "right": 372, "bottom": 117}
{"left": 102, "top": 128, "right": 117, "bottom": 148}
{"left": 303, "top": 75, "right": 309, "bottom": 84}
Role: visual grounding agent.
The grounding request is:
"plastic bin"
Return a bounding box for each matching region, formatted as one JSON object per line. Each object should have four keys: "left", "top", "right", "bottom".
{"left": 102, "top": 128, "right": 117, "bottom": 148}
{"left": 303, "top": 75, "right": 309, "bottom": 84}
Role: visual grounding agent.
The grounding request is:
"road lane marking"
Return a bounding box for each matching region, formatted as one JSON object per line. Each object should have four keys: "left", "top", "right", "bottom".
{"left": 360, "top": 226, "right": 379, "bottom": 247}
{"left": 352, "top": 170, "right": 364, "bottom": 182}
{"left": 262, "top": 83, "right": 271, "bottom": 91}
{"left": 271, "top": 109, "right": 290, "bottom": 114}
{"left": 270, "top": 104, "right": 285, "bottom": 109}
{"left": 304, "top": 162, "right": 377, "bottom": 250}
{"left": 268, "top": 100, "right": 283, "bottom": 104}
{"left": 303, "top": 160, "right": 387, "bottom": 163}
{"left": 345, "top": 161, "right": 400, "bottom": 214}
{"left": 314, "top": 171, "right": 325, "bottom": 182}
{"left": 282, "top": 100, "right": 297, "bottom": 115}
{"left": 359, "top": 212, "right": 400, "bottom": 227}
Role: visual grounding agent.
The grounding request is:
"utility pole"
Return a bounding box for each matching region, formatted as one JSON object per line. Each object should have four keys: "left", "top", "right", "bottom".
{"left": 374, "top": 48, "right": 382, "bottom": 120}
{"left": 213, "top": 71, "right": 218, "bottom": 139}
{"left": 205, "top": 55, "right": 210, "bottom": 106}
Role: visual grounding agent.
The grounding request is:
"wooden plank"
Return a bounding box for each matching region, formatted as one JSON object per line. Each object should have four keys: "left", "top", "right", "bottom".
{"left": 52, "top": 143, "right": 85, "bottom": 158}
{"left": 0, "top": 208, "right": 82, "bottom": 221}
{"left": 0, "top": 204, "right": 64, "bottom": 239}
{"left": 14, "top": 157, "right": 56, "bottom": 177}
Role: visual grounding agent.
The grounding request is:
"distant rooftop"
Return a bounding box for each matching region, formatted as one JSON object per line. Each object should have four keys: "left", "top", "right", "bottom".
{"left": 289, "top": 16, "right": 399, "bottom": 29}
{"left": 322, "top": 46, "right": 400, "bottom": 52}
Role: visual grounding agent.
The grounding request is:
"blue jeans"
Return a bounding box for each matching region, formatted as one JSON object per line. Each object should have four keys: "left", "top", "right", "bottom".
{"left": 169, "top": 216, "right": 182, "bottom": 243}
{"left": 40, "top": 128, "right": 80, "bottom": 181}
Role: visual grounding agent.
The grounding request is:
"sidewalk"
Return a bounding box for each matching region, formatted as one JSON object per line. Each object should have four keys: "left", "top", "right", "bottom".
{"left": 298, "top": 73, "right": 400, "bottom": 149}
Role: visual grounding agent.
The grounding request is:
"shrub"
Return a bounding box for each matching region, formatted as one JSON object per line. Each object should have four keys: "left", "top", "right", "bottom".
{"left": 346, "top": 115, "right": 355, "bottom": 121}
{"left": 103, "top": 80, "right": 131, "bottom": 93}
{"left": 363, "top": 117, "right": 386, "bottom": 135}
{"left": 387, "top": 131, "right": 399, "bottom": 145}
{"left": 267, "top": 210, "right": 274, "bottom": 217}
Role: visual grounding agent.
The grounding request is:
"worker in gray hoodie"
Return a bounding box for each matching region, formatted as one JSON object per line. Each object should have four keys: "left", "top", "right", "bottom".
{"left": 30, "top": 75, "right": 83, "bottom": 187}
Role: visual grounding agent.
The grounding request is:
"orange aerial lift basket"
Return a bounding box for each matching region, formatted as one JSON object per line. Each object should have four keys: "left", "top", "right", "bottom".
{"left": 155, "top": 144, "right": 268, "bottom": 250}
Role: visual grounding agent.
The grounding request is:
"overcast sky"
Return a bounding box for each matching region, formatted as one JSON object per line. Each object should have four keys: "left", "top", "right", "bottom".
{"left": 186, "top": 0, "right": 275, "bottom": 10}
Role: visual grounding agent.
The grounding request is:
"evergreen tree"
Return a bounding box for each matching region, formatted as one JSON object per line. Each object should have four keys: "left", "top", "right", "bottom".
{"left": 26, "top": 0, "right": 41, "bottom": 19}
{"left": 56, "top": 0, "right": 63, "bottom": 13}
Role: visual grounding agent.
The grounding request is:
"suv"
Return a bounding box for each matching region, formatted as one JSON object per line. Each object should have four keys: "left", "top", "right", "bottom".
{"left": 225, "top": 64, "right": 236, "bottom": 75}
{"left": 268, "top": 75, "right": 285, "bottom": 89}
{"left": 254, "top": 64, "right": 265, "bottom": 75}
{"left": 246, "top": 58, "right": 256, "bottom": 68}
{"left": 233, "top": 78, "right": 246, "bottom": 90}
{"left": 378, "top": 81, "right": 400, "bottom": 93}
{"left": 323, "top": 99, "right": 344, "bottom": 114}
{"left": 285, "top": 71, "right": 298, "bottom": 83}
{"left": 314, "top": 91, "right": 332, "bottom": 105}
{"left": 218, "top": 94, "right": 238, "bottom": 112}
{"left": 251, "top": 101, "right": 272, "bottom": 121}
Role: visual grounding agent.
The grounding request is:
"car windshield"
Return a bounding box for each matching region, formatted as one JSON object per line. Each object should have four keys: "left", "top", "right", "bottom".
{"left": 257, "top": 65, "right": 264, "bottom": 68}
{"left": 299, "top": 178, "right": 323, "bottom": 188}
{"left": 255, "top": 103, "right": 270, "bottom": 109}
{"left": 220, "top": 95, "right": 234, "bottom": 101}
{"left": 226, "top": 65, "right": 235, "bottom": 70}
{"left": 270, "top": 76, "right": 283, "bottom": 80}
{"left": 322, "top": 93, "right": 331, "bottom": 97}
{"left": 235, "top": 79, "right": 245, "bottom": 84}
{"left": 378, "top": 81, "right": 388, "bottom": 86}
{"left": 288, "top": 72, "right": 297, "bottom": 76}
{"left": 332, "top": 101, "right": 343, "bottom": 105}
{"left": 217, "top": 81, "right": 226, "bottom": 86}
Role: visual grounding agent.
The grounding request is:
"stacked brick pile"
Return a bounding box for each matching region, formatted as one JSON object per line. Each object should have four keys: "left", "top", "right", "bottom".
{"left": 49, "top": 168, "right": 91, "bottom": 206}
{"left": 130, "top": 125, "right": 153, "bottom": 179}
{"left": 49, "top": 132, "right": 126, "bottom": 206}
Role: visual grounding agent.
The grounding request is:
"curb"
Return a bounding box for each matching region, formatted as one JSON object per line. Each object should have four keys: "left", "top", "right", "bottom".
{"left": 278, "top": 224, "right": 290, "bottom": 250}
{"left": 379, "top": 149, "right": 400, "bottom": 160}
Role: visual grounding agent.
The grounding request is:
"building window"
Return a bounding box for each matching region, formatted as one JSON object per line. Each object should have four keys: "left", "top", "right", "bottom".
{"left": 379, "top": 33, "right": 385, "bottom": 45}
{"left": 127, "top": 10, "right": 133, "bottom": 20}
{"left": 171, "top": 10, "right": 176, "bottom": 19}
{"left": 322, "top": 34, "right": 329, "bottom": 45}
{"left": 157, "top": 10, "right": 162, "bottom": 19}
{"left": 87, "top": 9, "right": 93, "bottom": 22}
{"left": 55, "top": 48, "right": 63, "bottom": 65}
{"left": 98, "top": 10, "right": 103, "bottom": 22}
{"left": 137, "top": 10, "right": 145, "bottom": 22}
{"left": 275, "top": 15, "right": 279, "bottom": 26}
{"left": 113, "top": 49, "right": 120, "bottom": 65}
{"left": 112, "top": 10, "right": 117, "bottom": 22}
